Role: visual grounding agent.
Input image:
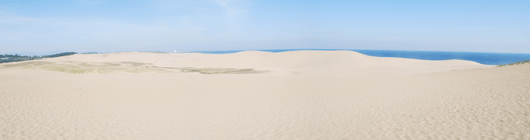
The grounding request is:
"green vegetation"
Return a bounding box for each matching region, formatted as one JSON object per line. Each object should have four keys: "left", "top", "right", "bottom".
{"left": 0, "top": 61, "right": 54, "bottom": 69}
{"left": 1, "top": 51, "right": 267, "bottom": 74}
{"left": 0, "top": 52, "right": 77, "bottom": 64}
{"left": 1, "top": 61, "right": 267, "bottom": 74}
{"left": 0, "top": 51, "right": 166, "bottom": 64}
{"left": 497, "top": 60, "right": 530, "bottom": 67}
{"left": 0, "top": 61, "right": 169, "bottom": 74}
{"left": 41, "top": 63, "right": 91, "bottom": 74}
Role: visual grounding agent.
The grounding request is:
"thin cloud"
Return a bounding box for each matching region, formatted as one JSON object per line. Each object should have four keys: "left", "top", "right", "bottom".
{"left": 213, "top": 0, "right": 247, "bottom": 24}
{"left": 216, "top": 0, "right": 237, "bottom": 16}
{"left": 0, "top": 13, "right": 210, "bottom": 53}
{"left": 78, "top": 0, "right": 105, "bottom": 5}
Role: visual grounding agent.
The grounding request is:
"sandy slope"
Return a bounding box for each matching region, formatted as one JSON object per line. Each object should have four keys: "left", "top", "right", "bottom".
{"left": 1, "top": 51, "right": 529, "bottom": 139}
{"left": 45, "top": 51, "right": 490, "bottom": 74}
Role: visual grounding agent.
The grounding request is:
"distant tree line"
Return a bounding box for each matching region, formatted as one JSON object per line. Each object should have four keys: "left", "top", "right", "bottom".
{"left": 0, "top": 52, "right": 77, "bottom": 64}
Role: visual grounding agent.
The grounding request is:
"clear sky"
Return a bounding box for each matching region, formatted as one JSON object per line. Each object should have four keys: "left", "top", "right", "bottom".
{"left": 1, "top": 0, "right": 529, "bottom": 55}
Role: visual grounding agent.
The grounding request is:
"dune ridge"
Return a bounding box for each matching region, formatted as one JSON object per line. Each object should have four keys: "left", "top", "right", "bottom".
{"left": 12, "top": 50, "right": 493, "bottom": 75}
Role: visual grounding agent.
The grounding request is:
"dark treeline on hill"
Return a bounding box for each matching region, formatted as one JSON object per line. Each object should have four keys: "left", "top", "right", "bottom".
{"left": 0, "top": 52, "right": 77, "bottom": 64}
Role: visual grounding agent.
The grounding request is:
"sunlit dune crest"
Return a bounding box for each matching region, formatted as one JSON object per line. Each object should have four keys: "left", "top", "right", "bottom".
{"left": 8, "top": 50, "right": 492, "bottom": 75}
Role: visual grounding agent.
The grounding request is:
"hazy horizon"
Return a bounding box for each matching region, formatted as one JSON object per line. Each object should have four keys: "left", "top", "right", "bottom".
{"left": 1, "top": 0, "right": 529, "bottom": 55}
{"left": 6, "top": 48, "right": 530, "bottom": 56}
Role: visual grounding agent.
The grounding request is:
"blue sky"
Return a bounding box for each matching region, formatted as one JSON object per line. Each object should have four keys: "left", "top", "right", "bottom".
{"left": 0, "top": 0, "right": 529, "bottom": 55}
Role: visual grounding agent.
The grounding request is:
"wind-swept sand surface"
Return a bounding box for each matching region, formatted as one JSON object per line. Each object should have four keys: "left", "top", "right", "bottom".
{"left": 1, "top": 51, "right": 529, "bottom": 139}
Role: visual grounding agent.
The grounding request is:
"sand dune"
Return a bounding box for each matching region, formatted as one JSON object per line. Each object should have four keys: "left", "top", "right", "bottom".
{"left": 42, "top": 50, "right": 492, "bottom": 75}
{"left": 1, "top": 51, "right": 528, "bottom": 139}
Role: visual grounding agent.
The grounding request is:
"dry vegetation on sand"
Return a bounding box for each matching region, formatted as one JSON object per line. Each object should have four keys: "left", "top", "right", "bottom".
{"left": 497, "top": 60, "right": 530, "bottom": 67}
{"left": 0, "top": 61, "right": 266, "bottom": 74}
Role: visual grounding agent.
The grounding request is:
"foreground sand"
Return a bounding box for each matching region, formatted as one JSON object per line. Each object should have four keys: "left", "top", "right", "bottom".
{"left": 1, "top": 51, "right": 529, "bottom": 139}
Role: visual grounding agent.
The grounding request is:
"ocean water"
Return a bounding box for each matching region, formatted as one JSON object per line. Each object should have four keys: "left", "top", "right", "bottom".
{"left": 193, "top": 49, "right": 530, "bottom": 65}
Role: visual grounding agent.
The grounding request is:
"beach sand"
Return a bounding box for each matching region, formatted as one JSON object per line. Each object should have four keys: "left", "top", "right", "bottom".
{"left": 1, "top": 51, "right": 529, "bottom": 139}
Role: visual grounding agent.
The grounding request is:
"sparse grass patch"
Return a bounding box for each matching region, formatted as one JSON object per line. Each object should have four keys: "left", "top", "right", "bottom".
{"left": 180, "top": 67, "right": 264, "bottom": 74}
{"left": 497, "top": 60, "right": 530, "bottom": 67}
{"left": 120, "top": 61, "right": 150, "bottom": 67}
{"left": 0, "top": 61, "right": 53, "bottom": 68}
{"left": 0, "top": 61, "right": 171, "bottom": 74}
{"left": 0, "top": 61, "right": 91, "bottom": 74}
{"left": 40, "top": 64, "right": 92, "bottom": 74}
{"left": 1, "top": 61, "right": 267, "bottom": 74}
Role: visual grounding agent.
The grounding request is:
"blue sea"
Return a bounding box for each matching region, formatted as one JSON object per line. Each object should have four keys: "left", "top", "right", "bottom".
{"left": 192, "top": 49, "right": 530, "bottom": 65}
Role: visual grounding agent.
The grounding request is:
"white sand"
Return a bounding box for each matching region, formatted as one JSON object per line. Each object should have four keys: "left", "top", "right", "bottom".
{"left": 1, "top": 51, "right": 529, "bottom": 139}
